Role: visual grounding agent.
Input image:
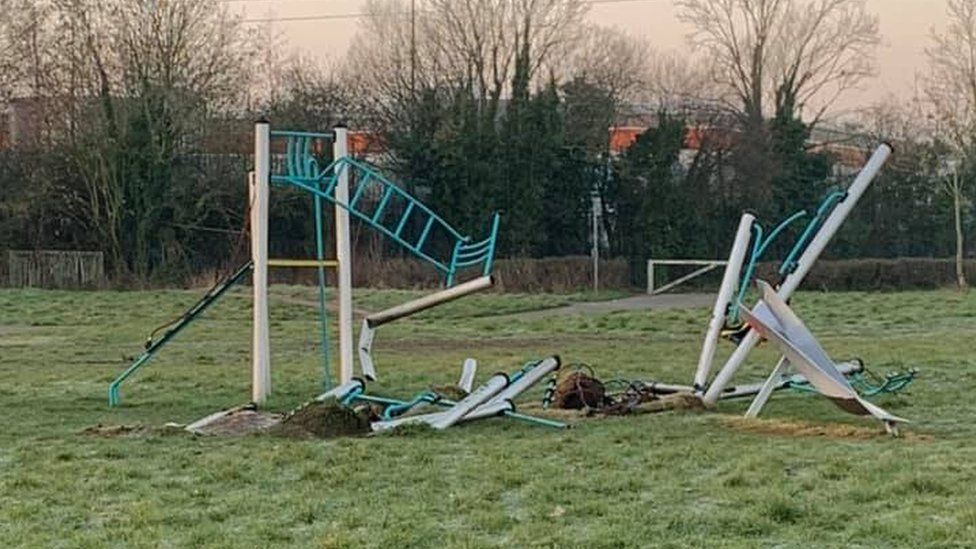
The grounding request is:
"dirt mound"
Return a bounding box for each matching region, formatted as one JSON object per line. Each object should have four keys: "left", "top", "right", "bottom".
{"left": 270, "top": 399, "right": 372, "bottom": 439}
{"left": 721, "top": 416, "right": 933, "bottom": 441}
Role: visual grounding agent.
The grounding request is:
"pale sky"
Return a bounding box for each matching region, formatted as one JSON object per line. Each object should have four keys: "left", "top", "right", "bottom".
{"left": 229, "top": 0, "right": 950, "bottom": 118}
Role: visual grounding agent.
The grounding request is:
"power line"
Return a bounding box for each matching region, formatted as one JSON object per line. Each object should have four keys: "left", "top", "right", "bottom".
{"left": 234, "top": 0, "right": 667, "bottom": 24}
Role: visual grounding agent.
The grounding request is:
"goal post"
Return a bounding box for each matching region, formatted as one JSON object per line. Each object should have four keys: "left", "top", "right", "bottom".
{"left": 645, "top": 259, "right": 729, "bottom": 295}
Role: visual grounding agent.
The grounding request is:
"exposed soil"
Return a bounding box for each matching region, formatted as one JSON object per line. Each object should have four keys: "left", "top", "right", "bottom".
{"left": 720, "top": 416, "right": 933, "bottom": 441}
{"left": 82, "top": 424, "right": 162, "bottom": 438}
{"left": 507, "top": 293, "right": 715, "bottom": 320}
{"left": 269, "top": 400, "right": 372, "bottom": 439}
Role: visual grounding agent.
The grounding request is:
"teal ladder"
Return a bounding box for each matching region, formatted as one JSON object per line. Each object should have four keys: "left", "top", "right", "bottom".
{"left": 272, "top": 131, "right": 500, "bottom": 286}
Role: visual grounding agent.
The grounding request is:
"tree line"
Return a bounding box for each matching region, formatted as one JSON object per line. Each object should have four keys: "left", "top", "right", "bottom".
{"left": 0, "top": 0, "right": 972, "bottom": 287}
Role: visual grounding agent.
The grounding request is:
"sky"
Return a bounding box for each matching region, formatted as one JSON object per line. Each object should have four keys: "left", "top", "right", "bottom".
{"left": 227, "top": 0, "right": 950, "bottom": 119}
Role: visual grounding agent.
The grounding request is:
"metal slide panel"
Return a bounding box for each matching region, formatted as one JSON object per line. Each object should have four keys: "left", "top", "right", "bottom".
{"left": 740, "top": 284, "right": 907, "bottom": 426}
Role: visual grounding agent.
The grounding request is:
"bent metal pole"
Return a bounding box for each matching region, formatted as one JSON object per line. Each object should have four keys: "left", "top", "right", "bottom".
{"left": 703, "top": 143, "right": 893, "bottom": 405}
{"left": 694, "top": 213, "right": 754, "bottom": 390}
{"left": 357, "top": 275, "right": 495, "bottom": 380}
{"left": 366, "top": 275, "right": 494, "bottom": 328}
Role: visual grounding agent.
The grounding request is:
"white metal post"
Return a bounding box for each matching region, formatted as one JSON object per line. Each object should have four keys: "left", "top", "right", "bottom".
{"left": 252, "top": 121, "right": 271, "bottom": 404}
{"left": 702, "top": 143, "right": 892, "bottom": 405}
{"left": 694, "top": 212, "right": 755, "bottom": 390}
{"left": 333, "top": 125, "right": 354, "bottom": 384}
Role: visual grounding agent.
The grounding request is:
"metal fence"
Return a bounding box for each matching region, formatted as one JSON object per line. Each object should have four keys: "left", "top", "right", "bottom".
{"left": 6, "top": 250, "right": 105, "bottom": 289}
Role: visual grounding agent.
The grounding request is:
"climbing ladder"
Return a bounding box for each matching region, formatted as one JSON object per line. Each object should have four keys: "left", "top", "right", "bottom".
{"left": 271, "top": 131, "right": 500, "bottom": 286}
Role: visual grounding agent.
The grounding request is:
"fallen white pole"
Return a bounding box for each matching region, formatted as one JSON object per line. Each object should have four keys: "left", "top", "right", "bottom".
{"left": 458, "top": 358, "right": 477, "bottom": 393}
{"left": 694, "top": 213, "right": 754, "bottom": 390}
{"left": 487, "top": 356, "right": 560, "bottom": 405}
{"left": 358, "top": 275, "right": 494, "bottom": 380}
{"left": 252, "top": 121, "right": 271, "bottom": 405}
{"left": 314, "top": 378, "right": 365, "bottom": 402}
{"left": 334, "top": 125, "right": 354, "bottom": 384}
{"left": 429, "top": 372, "right": 510, "bottom": 430}
{"left": 703, "top": 143, "right": 892, "bottom": 405}
{"left": 366, "top": 275, "right": 494, "bottom": 328}
{"left": 370, "top": 399, "right": 514, "bottom": 432}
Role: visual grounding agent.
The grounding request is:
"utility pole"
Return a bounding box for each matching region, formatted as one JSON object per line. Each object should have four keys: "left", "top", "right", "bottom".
{"left": 591, "top": 190, "right": 600, "bottom": 292}
{"left": 410, "top": 0, "right": 417, "bottom": 95}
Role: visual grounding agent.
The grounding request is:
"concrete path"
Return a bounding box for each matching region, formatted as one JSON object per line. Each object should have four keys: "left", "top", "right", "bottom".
{"left": 513, "top": 293, "right": 715, "bottom": 319}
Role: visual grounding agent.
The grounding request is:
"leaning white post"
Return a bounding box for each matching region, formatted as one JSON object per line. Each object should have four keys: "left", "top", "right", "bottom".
{"left": 333, "top": 125, "right": 354, "bottom": 384}
{"left": 694, "top": 212, "right": 755, "bottom": 391}
{"left": 702, "top": 143, "right": 892, "bottom": 405}
{"left": 252, "top": 120, "right": 272, "bottom": 404}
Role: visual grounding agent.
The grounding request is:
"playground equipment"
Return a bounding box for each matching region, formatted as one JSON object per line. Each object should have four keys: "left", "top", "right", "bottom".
{"left": 700, "top": 143, "right": 893, "bottom": 406}
{"left": 108, "top": 121, "right": 500, "bottom": 407}
{"left": 741, "top": 281, "right": 908, "bottom": 434}
{"left": 664, "top": 142, "right": 916, "bottom": 431}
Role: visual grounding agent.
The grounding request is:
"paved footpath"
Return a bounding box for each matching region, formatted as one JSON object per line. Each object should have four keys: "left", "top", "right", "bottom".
{"left": 512, "top": 293, "right": 715, "bottom": 319}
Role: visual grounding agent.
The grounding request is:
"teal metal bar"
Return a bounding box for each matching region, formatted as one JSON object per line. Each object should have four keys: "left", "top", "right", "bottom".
{"left": 779, "top": 191, "right": 847, "bottom": 276}
{"left": 271, "top": 130, "right": 335, "bottom": 140}
{"left": 394, "top": 202, "right": 415, "bottom": 237}
{"left": 416, "top": 215, "right": 436, "bottom": 251}
{"left": 107, "top": 261, "right": 253, "bottom": 406}
{"left": 349, "top": 174, "right": 372, "bottom": 209}
{"left": 371, "top": 186, "right": 394, "bottom": 224}
{"left": 482, "top": 213, "right": 500, "bottom": 275}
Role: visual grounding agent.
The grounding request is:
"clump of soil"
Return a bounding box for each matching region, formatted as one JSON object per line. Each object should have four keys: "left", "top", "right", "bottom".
{"left": 551, "top": 371, "right": 608, "bottom": 409}
{"left": 430, "top": 385, "right": 468, "bottom": 402}
{"left": 721, "top": 416, "right": 933, "bottom": 441}
{"left": 270, "top": 399, "right": 372, "bottom": 439}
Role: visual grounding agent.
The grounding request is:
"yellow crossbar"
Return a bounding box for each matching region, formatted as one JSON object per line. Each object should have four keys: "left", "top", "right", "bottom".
{"left": 267, "top": 259, "right": 339, "bottom": 268}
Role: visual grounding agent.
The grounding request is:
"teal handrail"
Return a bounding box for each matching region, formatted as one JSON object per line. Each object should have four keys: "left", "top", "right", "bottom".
{"left": 778, "top": 190, "right": 847, "bottom": 276}
{"left": 107, "top": 261, "right": 253, "bottom": 406}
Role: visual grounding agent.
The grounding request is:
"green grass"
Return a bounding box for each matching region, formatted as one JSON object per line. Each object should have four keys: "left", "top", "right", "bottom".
{"left": 1, "top": 286, "right": 974, "bottom": 547}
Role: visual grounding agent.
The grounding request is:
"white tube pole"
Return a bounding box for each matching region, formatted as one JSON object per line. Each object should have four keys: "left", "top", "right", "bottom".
{"left": 487, "top": 356, "right": 560, "bottom": 404}
{"left": 314, "top": 378, "right": 365, "bottom": 402}
{"left": 365, "top": 275, "right": 494, "bottom": 328}
{"left": 703, "top": 143, "right": 892, "bottom": 405}
{"left": 429, "top": 372, "right": 510, "bottom": 430}
{"left": 333, "top": 125, "right": 354, "bottom": 384}
{"left": 694, "top": 213, "right": 754, "bottom": 390}
{"left": 252, "top": 121, "right": 271, "bottom": 405}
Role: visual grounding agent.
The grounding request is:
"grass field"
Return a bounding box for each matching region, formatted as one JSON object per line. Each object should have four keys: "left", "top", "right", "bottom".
{"left": 1, "top": 285, "right": 974, "bottom": 548}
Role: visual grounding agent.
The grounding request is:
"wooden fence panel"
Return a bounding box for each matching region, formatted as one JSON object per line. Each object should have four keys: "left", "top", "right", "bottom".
{"left": 6, "top": 250, "right": 105, "bottom": 289}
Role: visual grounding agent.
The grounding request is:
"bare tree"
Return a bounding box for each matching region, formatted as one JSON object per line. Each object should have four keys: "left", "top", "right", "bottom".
{"left": 11, "top": 0, "right": 256, "bottom": 274}
{"left": 677, "top": 0, "right": 879, "bottom": 127}
{"left": 563, "top": 26, "right": 647, "bottom": 107}
{"left": 348, "top": 0, "right": 586, "bottom": 111}
{"left": 926, "top": 0, "right": 975, "bottom": 290}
